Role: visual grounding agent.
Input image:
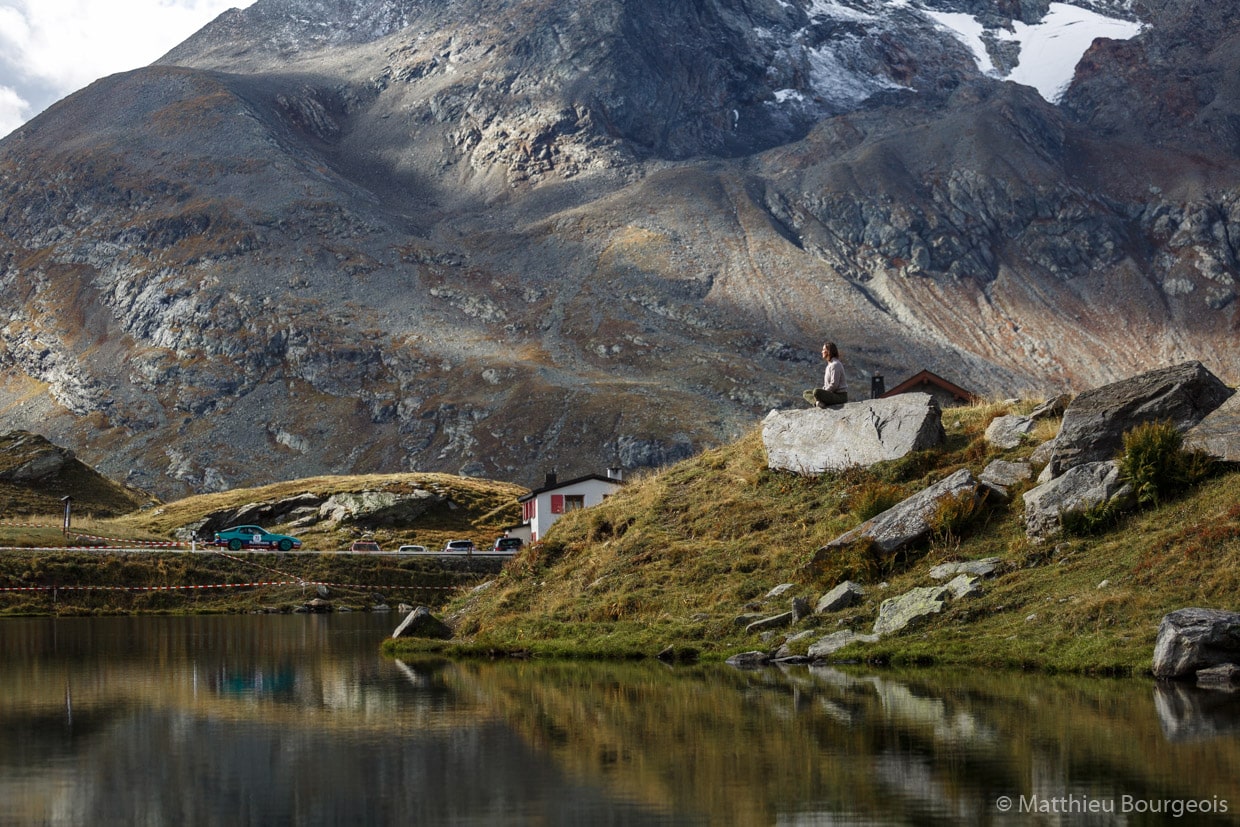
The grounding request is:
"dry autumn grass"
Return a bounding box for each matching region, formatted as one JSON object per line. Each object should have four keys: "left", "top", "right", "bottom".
{"left": 391, "top": 398, "right": 1240, "bottom": 673}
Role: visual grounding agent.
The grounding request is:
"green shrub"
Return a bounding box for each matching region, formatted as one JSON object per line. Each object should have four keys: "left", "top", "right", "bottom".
{"left": 1118, "top": 421, "right": 1215, "bottom": 507}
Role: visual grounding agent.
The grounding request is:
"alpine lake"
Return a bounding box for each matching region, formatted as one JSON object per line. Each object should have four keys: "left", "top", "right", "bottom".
{"left": 2, "top": 613, "right": 1238, "bottom": 825}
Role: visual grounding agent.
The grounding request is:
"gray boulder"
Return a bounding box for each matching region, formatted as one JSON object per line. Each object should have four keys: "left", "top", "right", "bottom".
{"left": 1046, "top": 361, "right": 1233, "bottom": 479}
{"left": 1184, "top": 393, "right": 1240, "bottom": 462}
{"left": 1023, "top": 460, "right": 1134, "bottom": 541}
{"left": 944, "top": 574, "right": 982, "bottom": 599}
{"left": 929, "top": 557, "right": 1000, "bottom": 580}
{"left": 1152, "top": 607, "right": 1240, "bottom": 679}
{"left": 764, "top": 583, "right": 797, "bottom": 600}
{"left": 873, "top": 586, "right": 950, "bottom": 636}
{"left": 807, "top": 630, "right": 880, "bottom": 659}
{"left": 984, "top": 415, "right": 1035, "bottom": 449}
{"left": 763, "top": 393, "right": 945, "bottom": 475}
{"left": 726, "top": 650, "right": 772, "bottom": 668}
{"left": 391, "top": 605, "right": 454, "bottom": 639}
{"left": 816, "top": 581, "right": 865, "bottom": 614}
{"left": 979, "top": 459, "right": 1033, "bottom": 500}
{"left": 745, "top": 612, "right": 794, "bottom": 634}
{"left": 820, "top": 468, "right": 979, "bottom": 555}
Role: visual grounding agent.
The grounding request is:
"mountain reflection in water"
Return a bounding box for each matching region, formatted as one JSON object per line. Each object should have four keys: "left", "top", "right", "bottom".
{"left": 2, "top": 615, "right": 1239, "bottom": 825}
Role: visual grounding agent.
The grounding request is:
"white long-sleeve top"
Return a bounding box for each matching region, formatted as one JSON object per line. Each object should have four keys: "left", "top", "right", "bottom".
{"left": 823, "top": 358, "right": 847, "bottom": 392}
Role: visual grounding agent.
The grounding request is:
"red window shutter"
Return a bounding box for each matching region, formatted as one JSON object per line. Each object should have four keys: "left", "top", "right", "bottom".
{"left": 551, "top": 495, "right": 564, "bottom": 514}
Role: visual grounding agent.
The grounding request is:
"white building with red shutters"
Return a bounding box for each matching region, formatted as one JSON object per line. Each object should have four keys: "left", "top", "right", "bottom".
{"left": 516, "top": 469, "right": 624, "bottom": 543}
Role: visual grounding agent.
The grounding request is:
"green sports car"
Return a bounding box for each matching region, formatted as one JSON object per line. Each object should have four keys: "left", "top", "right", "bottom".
{"left": 212, "top": 525, "right": 302, "bottom": 552}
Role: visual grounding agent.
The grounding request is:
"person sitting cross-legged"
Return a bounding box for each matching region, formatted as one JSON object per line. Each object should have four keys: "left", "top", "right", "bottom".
{"left": 802, "top": 341, "right": 848, "bottom": 408}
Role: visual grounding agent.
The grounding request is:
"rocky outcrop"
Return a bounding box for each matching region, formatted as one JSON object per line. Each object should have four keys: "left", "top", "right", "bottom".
{"left": 1022, "top": 460, "right": 1134, "bottom": 541}
{"left": 391, "top": 605, "right": 454, "bottom": 640}
{"left": 820, "top": 468, "right": 979, "bottom": 555}
{"left": 1152, "top": 608, "right": 1240, "bottom": 680}
{"left": 186, "top": 486, "right": 452, "bottom": 537}
{"left": 0, "top": 431, "right": 72, "bottom": 482}
{"left": 763, "top": 394, "right": 945, "bottom": 475}
{"left": 316, "top": 490, "right": 445, "bottom": 525}
{"left": 1046, "top": 362, "right": 1234, "bottom": 479}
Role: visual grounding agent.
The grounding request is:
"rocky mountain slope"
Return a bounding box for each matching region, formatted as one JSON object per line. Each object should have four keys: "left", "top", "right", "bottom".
{"left": 0, "top": 0, "right": 1237, "bottom": 498}
{"left": 0, "top": 431, "right": 154, "bottom": 516}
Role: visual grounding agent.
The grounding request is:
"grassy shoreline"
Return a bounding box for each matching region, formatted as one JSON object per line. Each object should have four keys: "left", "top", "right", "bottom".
{"left": 3, "top": 401, "right": 1237, "bottom": 677}
{"left": 388, "top": 401, "right": 1240, "bottom": 676}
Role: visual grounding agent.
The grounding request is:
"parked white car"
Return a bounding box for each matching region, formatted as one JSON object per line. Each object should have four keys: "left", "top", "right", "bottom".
{"left": 397, "top": 545, "right": 428, "bottom": 554}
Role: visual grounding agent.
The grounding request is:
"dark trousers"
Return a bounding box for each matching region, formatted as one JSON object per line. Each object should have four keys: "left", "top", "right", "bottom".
{"left": 804, "top": 388, "right": 848, "bottom": 407}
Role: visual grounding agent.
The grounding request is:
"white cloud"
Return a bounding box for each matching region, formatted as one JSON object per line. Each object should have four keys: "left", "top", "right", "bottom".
{"left": 0, "top": 84, "right": 29, "bottom": 136}
{"left": 0, "top": 0, "right": 256, "bottom": 138}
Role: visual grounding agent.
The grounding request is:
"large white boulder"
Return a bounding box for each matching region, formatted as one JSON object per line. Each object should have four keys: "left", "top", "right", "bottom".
{"left": 763, "top": 393, "right": 945, "bottom": 475}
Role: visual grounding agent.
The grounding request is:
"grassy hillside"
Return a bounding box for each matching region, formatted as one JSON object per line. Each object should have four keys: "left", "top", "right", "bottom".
{"left": 0, "top": 472, "right": 525, "bottom": 551}
{"left": 392, "top": 401, "right": 1240, "bottom": 674}
{"left": 0, "top": 472, "right": 527, "bottom": 615}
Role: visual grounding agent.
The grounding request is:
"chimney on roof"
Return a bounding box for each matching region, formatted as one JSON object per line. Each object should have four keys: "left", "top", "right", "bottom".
{"left": 607, "top": 466, "right": 623, "bottom": 481}
{"left": 870, "top": 373, "right": 885, "bottom": 399}
{"left": 545, "top": 470, "right": 557, "bottom": 488}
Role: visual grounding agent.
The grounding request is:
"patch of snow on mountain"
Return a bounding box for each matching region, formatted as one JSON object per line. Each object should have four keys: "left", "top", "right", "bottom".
{"left": 922, "top": 2, "right": 1142, "bottom": 104}
{"left": 998, "top": 2, "right": 1143, "bottom": 102}
{"left": 921, "top": 10, "right": 997, "bottom": 74}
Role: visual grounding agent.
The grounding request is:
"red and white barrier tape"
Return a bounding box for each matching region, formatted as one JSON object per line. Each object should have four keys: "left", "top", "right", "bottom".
{"left": 0, "top": 580, "right": 465, "bottom": 593}
{"left": 0, "top": 581, "right": 296, "bottom": 592}
{"left": 71, "top": 533, "right": 186, "bottom": 548}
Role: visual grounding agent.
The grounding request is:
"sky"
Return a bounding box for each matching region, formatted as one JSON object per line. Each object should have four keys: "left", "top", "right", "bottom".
{"left": 0, "top": 0, "right": 258, "bottom": 139}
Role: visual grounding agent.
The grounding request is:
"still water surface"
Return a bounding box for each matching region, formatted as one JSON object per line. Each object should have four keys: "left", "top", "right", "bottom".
{"left": 2, "top": 614, "right": 1239, "bottom": 825}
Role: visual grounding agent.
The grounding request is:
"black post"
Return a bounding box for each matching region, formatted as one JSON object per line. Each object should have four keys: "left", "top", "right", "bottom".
{"left": 870, "top": 374, "right": 885, "bottom": 399}
{"left": 60, "top": 496, "right": 73, "bottom": 536}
